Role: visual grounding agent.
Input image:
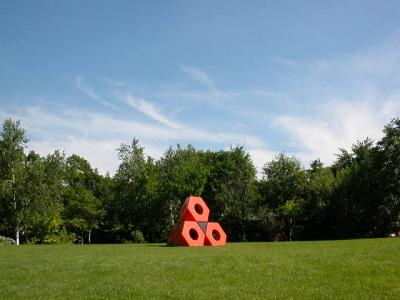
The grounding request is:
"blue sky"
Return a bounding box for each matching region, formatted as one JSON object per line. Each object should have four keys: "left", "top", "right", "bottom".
{"left": 1, "top": 1, "right": 400, "bottom": 175}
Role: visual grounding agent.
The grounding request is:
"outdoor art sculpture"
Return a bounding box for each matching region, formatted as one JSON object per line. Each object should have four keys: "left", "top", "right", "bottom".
{"left": 167, "top": 196, "right": 227, "bottom": 247}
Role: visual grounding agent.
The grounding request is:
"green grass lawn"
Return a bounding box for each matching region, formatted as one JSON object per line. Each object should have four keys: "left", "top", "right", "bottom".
{"left": 1, "top": 238, "right": 399, "bottom": 299}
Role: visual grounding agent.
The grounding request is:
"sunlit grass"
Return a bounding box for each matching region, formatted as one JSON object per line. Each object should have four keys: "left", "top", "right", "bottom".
{"left": 1, "top": 238, "right": 399, "bottom": 299}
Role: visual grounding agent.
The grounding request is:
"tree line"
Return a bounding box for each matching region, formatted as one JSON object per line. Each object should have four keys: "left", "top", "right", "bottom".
{"left": 0, "top": 118, "right": 399, "bottom": 245}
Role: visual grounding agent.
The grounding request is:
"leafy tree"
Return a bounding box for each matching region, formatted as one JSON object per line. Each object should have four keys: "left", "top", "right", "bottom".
{"left": 279, "top": 199, "right": 303, "bottom": 241}
{"left": 377, "top": 118, "right": 400, "bottom": 236}
{"left": 303, "top": 160, "right": 335, "bottom": 239}
{"left": 260, "top": 154, "right": 307, "bottom": 240}
{"left": 203, "top": 146, "right": 258, "bottom": 241}
{"left": 20, "top": 151, "right": 64, "bottom": 243}
{"left": 63, "top": 155, "right": 104, "bottom": 243}
{"left": 113, "top": 139, "right": 152, "bottom": 241}
{"left": 0, "top": 119, "right": 28, "bottom": 244}
{"left": 1, "top": 116, "right": 400, "bottom": 243}
{"left": 93, "top": 172, "right": 116, "bottom": 242}
{"left": 328, "top": 139, "right": 383, "bottom": 238}
{"left": 156, "top": 145, "right": 210, "bottom": 239}
{"left": 33, "top": 151, "right": 67, "bottom": 243}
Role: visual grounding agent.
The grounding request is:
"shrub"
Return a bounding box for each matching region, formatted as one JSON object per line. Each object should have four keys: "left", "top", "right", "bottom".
{"left": 0, "top": 235, "right": 16, "bottom": 245}
{"left": 131, "top": 230, "right": 146, "bottom": 243}
{"left": 43, "top": 230, "right": 76, "bottom": 244}
{"left": 26, "top": 237, "right": 40, "bottom": 245}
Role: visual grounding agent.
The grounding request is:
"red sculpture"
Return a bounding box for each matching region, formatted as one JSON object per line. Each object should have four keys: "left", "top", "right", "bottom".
{"left": 167, "top": 196, "right": 227, "bottom": 247}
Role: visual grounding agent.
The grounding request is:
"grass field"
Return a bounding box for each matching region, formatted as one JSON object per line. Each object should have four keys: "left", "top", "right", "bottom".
{"left": 1, "top": 238, "right": 399, "bottom": 299}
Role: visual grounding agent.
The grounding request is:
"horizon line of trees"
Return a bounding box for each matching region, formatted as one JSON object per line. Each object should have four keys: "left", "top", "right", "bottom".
{"left": 0, "top": 117, "right": 399, "bottom": 245}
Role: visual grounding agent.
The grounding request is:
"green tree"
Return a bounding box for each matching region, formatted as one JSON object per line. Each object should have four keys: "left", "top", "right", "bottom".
{"left": 377, "top": 118, "right": 400, "bottom": 236}
{"left": 41, "top": 151, "right": 66, "bottom": 242}
{"left": 93, "top": 172, "right": 116, "bottom": 242}
{"left": 114, "top": 139, "right": 153, "bottom": 242}
{"left": 328, "top": 139, "right": 383, "bottom": 238}
{"left": 304, "top": 160, "right": 335, "bottom": 239}
{"left": 280, "top": 199, "right": 303, "bottom": 241}
{"left": 156, "top": 145, "right": 210, "bottom": 239}
{"left": 63, "top": 155, "right": 104, "bottom": 244}
{"left": 203, "top": 146, "right": 258, "bottom": 241}
{"left": 260, "top": 153, "right": 307, "bottom": 241}
{"left": 0, "top": 119, "right": 28, "bottom": 244}
{"left": 20, "top": 151, "right": 64, "bottom": 243}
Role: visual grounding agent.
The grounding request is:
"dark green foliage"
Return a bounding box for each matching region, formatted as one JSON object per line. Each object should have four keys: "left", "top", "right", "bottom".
{"left": 203, "top": 146, "right": 258, "bottom": 241}
{"left": 259, "top": 154, "right": 307, "bottom": 241}
{"left": 112, "top": 139, "right": 156, "bottom": 242}
{"left": 377, "top": 118, "right": 400, "bottom": 236}
{"left": 0, "top": 119, "right": 28, "bottom": 244}
{"left": 155, "top": 145, "right": 210, "bottom": 240}
{"left": 63, "top": 155, "right": 105, "bottom": 244}
{"left": 130, "top": 229, "right": 146, "bottom": 243}
{"left": 1, "top": 117, "right": 400, "bottom": 243}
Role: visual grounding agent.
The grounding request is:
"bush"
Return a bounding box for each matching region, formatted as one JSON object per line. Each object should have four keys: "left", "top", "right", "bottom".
{"left": 43, "top": 230, "right": 76, "bottom": 244}
{"left": 0, "top": 235, "right": 16, "bottom": 245}
{"left": 130, "top": 230, "right": 146, "bottom": 243}
{"left": 26, "top": 237, "right": 40, "bottom": 245}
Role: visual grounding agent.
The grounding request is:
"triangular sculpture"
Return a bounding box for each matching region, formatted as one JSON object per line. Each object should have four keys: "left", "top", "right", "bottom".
{"left": 167, "top": 196, "right": 227, "bottom": 247}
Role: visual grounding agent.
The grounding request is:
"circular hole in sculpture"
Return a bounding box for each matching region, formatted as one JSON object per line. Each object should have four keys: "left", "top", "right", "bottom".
{"left": 189, "top": 228, "right": 199, "bottom": 240}
{"left": 212, "top": 230, "right": 221, "bottom": 241}
{"left": 194, "top": 203, "right": 203, "bottom": 215}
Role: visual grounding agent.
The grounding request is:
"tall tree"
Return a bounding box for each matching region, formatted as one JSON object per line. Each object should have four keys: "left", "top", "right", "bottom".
{"left": 114, "top": 139, "right": 151, "bottom": 241}
{"left": 303, "top": 159, "right": 335, "bottom": 239}
{"left": 156, "top": 145, "right": 210, "bottom": 239}
{"left": 20, "top": 151, "right": 63, "bottom": 243}
{"left": 260, "top": 154, "right": 307, "bottom": 241}
{"left": 0, "top": 119, "right": 28, "bottom": 245}
{"left": 328, "top": 139, "right": 382, "bottom": 238}
{"left": 63, "top": 155, "right": 104, "bottom": 244}
{"left": 203, "top": 146, "right": 258, "bottom": 241}
{"left": 377, "top": 118, "right": 400, "bottom": 236}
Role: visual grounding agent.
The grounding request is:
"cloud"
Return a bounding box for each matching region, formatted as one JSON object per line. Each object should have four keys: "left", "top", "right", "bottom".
{"left": 248, "top": 148, "right": 279, "bottom": 178}
{"left": 5, "top": 33, "right": 400, "bottom": 176}
{"left": 270, "top": 56, "right": 296, "bottom": 67}
{"left": 76, "top": 77, "right": 119, "bottom": 110}
{"left": 78, "top": 33, "right": 400, "bottom": 172}
{"left": 125, "top": 94, "right": 181, "bottom": 129}
{"left": 0, "top": 105, "right": 177, "bottom": 174}
{"left": 100, "top": 77, "right": 125, "bottom": 88}
{"left": 267, "top": 33, "right": 400, "bottom": 166}
{"left": 1, "top": 103, "right": 269, "bottom": 175}
{"left": 349, "top": 32, "right": 400, "bottom": 78}
{"left": 180, "top": 65, "right": 216, "bottom": 90}
{"left": 274, "top": 96, "right": 400, "bottom": 165}
{"left": 306, "top": 32, "right": 400, "bottom": 91}
{"left": 30, "top": 138, "right": 119, "bottom": 176}
{"left": 123, "top": 93, "right": 264, "bottom": 147}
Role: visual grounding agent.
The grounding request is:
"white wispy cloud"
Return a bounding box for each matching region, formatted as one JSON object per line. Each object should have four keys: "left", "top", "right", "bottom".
{"left": 347, "top": 33, "right": 400, "bottom": 78}
{"left": 0, "top": 105, "right": 179, "bottom": 173}
{"left": 270, "top": 56, "right": 297, "bottom": 67}
{"left": 180, "top": 65, "right": 216, "bottom": 90}
{"left": 261, "top": 33, "right": 400, "bottom": 166}
{"left": 274, "top": 94, "right": 400, "bottom": 165}
{"left": 100, "top": 77, "right": 125, "bottom": 88}
{"left": 123, "top": 93, "right": 264, "bottom": 147}
{"left": 307, "top": 32, "right": 400, "bottom": 88}
{"left": 248, "top": 148, "right": 279, "bottom": 176}
{"left": 125, "top": 94, "right": 181, "bottom": 129}
{"left": 76, "top": 77, "right": 119, "bottom": 110}
{"left": 1, "top": 102, "right": 268, "bottom": 175}
{"left": 4, "top": 32, "right": 400, "bottom": 176}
